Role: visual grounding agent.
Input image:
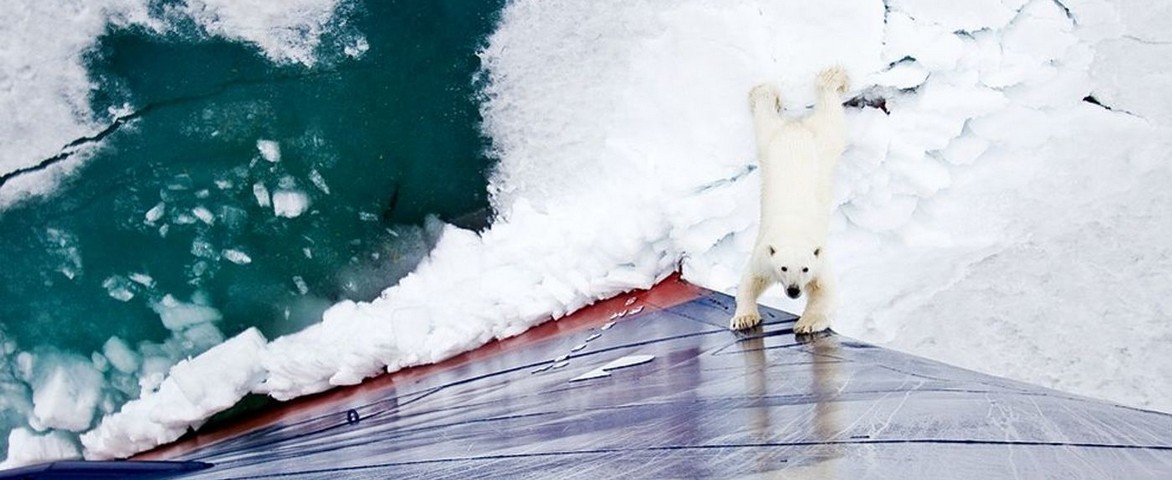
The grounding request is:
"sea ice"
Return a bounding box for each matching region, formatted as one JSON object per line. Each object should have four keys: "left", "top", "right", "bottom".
{"left": 272, "top": 190, "right": 310, "bottom": 218}
{"left": 192, "top": 206, "right": 215, "bottom": 225}
{"left": 252, "top": 181, "right": 271, "bottom": 208}
{"left": 256, "top": 139, "right": 281, "bottom": 163}
{"left": 221, "top": 248, "right": 252, "bottom": 265}
{"left": 151, "top": 295, "right": 223, "bottom": 332}
{"left": 28, "top": 354, "right": 103, "bottom": 432}
{"left": 101, "top": 276, "right": 135, "bottom": 302}
{"left": 102, "top": 337, "right": 140, "bottom": 375}
{"left": 144, "top": 202, "right": 165, "bottom": 224}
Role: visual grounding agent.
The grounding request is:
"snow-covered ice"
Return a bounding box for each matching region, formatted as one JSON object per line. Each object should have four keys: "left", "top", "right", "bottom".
{"left": 0, "top": 0, "right": 359, "bottom": 210}
{"left": 4, "top": 0, "right": 1172, "bottom": 468}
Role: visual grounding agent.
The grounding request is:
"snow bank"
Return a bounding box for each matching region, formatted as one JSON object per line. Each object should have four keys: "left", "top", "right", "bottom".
{"left": 0, "top": 429, "right": 79, "bottom": 470}
{"left": 80, "top": 328, "right": 267, "bottom": 460}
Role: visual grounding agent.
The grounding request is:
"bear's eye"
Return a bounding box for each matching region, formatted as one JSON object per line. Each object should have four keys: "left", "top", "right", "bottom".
{"left": 780, "top": 266, "right": 788, "bottom": 272}
{"left": 802, "top": 267, "right": 809, "bottom": 273}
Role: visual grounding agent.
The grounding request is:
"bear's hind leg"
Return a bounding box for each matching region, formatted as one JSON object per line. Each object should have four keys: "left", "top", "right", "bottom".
{"left": 748, "top": 83, "right": 783, "bottom": 146}
{"left": 809, "top": 67, "right": 849, "bottom": 130}
{"left": 731, "top": 273, "right": 771, "bottom": 330}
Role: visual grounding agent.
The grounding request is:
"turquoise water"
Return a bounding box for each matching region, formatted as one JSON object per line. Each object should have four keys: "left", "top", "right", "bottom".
{"left": 0, "top": 1, "right": 503, "bottom": 356}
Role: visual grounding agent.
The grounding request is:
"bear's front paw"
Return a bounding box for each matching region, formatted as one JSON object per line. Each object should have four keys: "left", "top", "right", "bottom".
{"left": 748, "top": 84, "right": 781, "bottom": 113}
{"left": 730, "top": 313, "right": 762, "bottom": 331}
{"left": 817, "top": 67, "right": 850, "bottom": 95}
{"left": 793, "top": 311, "right": 831, "bottom": 334}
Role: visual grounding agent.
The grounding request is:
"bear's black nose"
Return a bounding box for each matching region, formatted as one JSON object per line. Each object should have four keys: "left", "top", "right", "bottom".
{"left": 786, "top": 286, "right": 801, "bottom": 299}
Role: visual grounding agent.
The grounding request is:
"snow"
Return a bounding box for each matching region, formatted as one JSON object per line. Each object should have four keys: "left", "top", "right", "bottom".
{"left": 0, "top": 429, "right": 80, "bottom": 469}
{"left": 80, "top": 328, "right": 268, "bottom": 460}
{"left": 5, "top": 0, "right": 1172, "bottom": 468}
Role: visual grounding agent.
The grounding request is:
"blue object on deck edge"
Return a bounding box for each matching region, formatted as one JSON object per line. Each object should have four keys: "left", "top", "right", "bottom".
{"left": 0, "top": 460, "right": 211, "bottom": 479}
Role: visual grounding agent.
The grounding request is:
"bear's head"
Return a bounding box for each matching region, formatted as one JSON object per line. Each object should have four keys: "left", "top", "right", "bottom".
{"left": 765, "top": 244, "right": 822, "bottom": 299}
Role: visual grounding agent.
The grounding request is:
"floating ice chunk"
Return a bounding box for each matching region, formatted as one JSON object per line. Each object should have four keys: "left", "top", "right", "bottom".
{"left": 173, "top": 212, "right": 197, "bottom": 225}
{"left": 128, "top": 273, "right": 155, "bottom": 287}
{"left": 256, "top": 139, "right": 281, "bottom": 162}
{"left": 101, "top": 276, "right": 135, "bottom": 302}
{"left": 91, "top": 352, "right": 108, "bottom": 372}
{"left": 102, "top": 337, "right": 140, "bottom": 375}
{"left": 359, "top": 211, "right": 378, "bottom": 222}
{"left": 0, "top": 428, "right": 80, "bottom": 469}
{"left": 308, "top": 169, "right": 330, "bottom": 194}
{"left": 252, "top": 182, "right": 271, "bottom": 208}
{"left": 570, "top": 355, "right": 655, "bottom": 382}
{"left": 181, "top": 323, "right": 226, "bottom": 352}
{"left": 144, "top": 202, "right": 166, "bottom": 224}
{"left": 273, "top": 189, "right": 310, "bottom": 218}
{"left": 192, "top": 206, "right": 215, "bottom": 225}
{"left": 344, "top": 37, "right": 370, "bottom": 58}
{"left": 30, "top": 354, "right": 103, "bottom": 432}
{"left": 292, "top": 276, "right": 309, "bottom": 295}
{"left": 190, "top": 239, "right": 216, "bottom": 259}
{"left": 221, "top": 248, "right": 252, "bottom": 265}
{"left": 151, "top": 295, "right": 223, "bottom": 332}
{"left": 44, "top": 228, "right": 82, "bottom": 280}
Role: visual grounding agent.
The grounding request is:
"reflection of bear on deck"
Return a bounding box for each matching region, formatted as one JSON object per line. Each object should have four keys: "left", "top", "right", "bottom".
{"left": 730, "top": 67, "right": 850, "bottom": 334}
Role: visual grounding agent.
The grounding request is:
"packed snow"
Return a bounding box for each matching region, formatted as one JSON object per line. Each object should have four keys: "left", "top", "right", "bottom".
{"left": 3, "top": 0, "right": 1172, "bottom": 468}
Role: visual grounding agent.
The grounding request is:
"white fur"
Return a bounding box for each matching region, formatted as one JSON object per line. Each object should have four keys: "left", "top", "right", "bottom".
{"left": 730, "top": 67, "right": 849, "bottom": 334}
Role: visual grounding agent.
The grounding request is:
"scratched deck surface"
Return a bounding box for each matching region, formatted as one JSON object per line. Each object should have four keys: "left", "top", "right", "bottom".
{"left": 152, "top": 280, "right": 1172, "bottom": 479}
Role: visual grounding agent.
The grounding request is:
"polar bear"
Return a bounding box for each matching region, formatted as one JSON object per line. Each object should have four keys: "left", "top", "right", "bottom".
{"left": 730, "top": 67, "right": 850, "bottom": 334}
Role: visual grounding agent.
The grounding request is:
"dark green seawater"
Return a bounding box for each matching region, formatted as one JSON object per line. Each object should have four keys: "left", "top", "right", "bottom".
{"left": 0, "top": 1, "right": 503, "bottom": 356}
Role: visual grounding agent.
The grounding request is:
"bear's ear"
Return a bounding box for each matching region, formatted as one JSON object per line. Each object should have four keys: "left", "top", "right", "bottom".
{"left": 768, "top": 245, "right": 776, "bottom": 256}
{"left": 813, "top": 247, "right": 821, "bottom": 257}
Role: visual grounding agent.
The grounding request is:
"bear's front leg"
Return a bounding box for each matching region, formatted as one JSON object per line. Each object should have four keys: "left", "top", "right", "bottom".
{"left": 731, "top": 273, "right": 771, "bottom": 330}
{"left": 794, "top": 272, "right": 836, "bottom": 334}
